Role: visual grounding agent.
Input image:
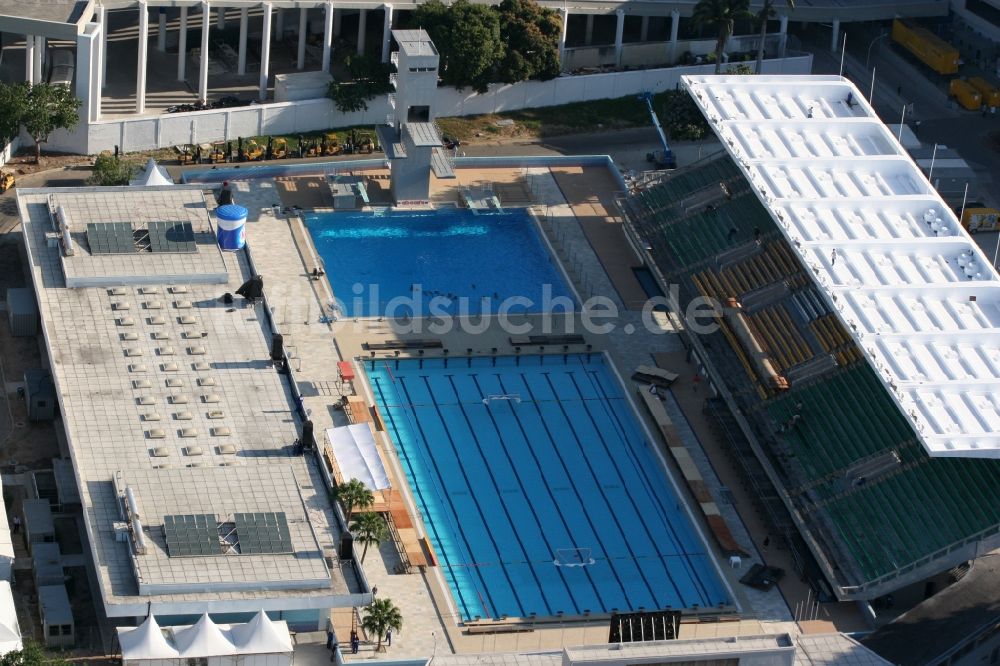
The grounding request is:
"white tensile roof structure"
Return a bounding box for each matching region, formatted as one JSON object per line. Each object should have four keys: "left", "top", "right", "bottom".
{"left": 129, "top": 159, "right": 174, "bottom": 187}
{"left": 683, "top": 74, "right": 1000, "bottom": 459}
{"left": 118, "top": 614, "right": 178, "bottom": 660}
{"left": 0, "top": 582, "right": 22, "bottom": 656}
{"left": 118, "top": 611, "right": 293, "bottom": 662}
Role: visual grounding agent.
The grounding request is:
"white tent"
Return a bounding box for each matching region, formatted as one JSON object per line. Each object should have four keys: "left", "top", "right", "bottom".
{"left": 130, "top": 159, "right": 174, "bottom": 187}
{"left": 118, "top": 614, "right": 178, "bottom": 660}
{"left": 173, "top": 614, "right": 237, "bottom": 657}
{"left": 0, "top": 582, "right": 21, "bottom": 655}
{"left": 227, "top": 611, "right": 293, "bottom": 654}
{"left": 326, "top": 423, "right": 391, "bottom": 491}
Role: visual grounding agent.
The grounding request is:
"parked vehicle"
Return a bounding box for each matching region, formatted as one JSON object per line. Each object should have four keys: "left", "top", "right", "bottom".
{"left": 968, "top": 77, "right": 1000, "bottom": 109}
{"left": 0, "top": 171, "right": 14, "bottom": 193}
{"left": 891, "top": 19, "right": 959, "bottom": 75}
{"left": 962, "top": 207, "right": 1000, "bottom": 233}
{"left": 949, "top": 79, "right": 983, "bottom": 111}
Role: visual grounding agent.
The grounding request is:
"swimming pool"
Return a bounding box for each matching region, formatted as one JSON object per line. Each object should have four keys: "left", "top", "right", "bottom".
{"left": 303, "top": 208, "right": 575, "bottom": 318}
{"left": 367, "top": 354, "right": 730, "bottom": 621}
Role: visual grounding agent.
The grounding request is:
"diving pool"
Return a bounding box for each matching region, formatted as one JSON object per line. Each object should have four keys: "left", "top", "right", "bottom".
{"left": 367, "top": 354, "right": 730, "bottom": 621}
{"left": 302, "top": 208, "right": 575, "bottom": 318}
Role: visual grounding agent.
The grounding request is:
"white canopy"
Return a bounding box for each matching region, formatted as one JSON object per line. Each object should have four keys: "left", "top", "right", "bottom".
{"left": 118, "top": 614, "right": 178, "bottom": 660}
{"left": 326, "top": 423, "right": 391, "bottom": 491}
{"left": 227, "top": 611, "right": 293, "bottom": 654}
{"left": 130, "top": 158, "right": 174, "bottom": 187}
{"left": 0, "top": 582, "right": 21, "bottom": 656}
{"left": 173, "top": 614, "right": 237, "bottom": 657}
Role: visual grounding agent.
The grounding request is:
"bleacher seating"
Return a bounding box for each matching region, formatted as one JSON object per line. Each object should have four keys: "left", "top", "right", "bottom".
{"left": 625, "top": 153, "right": 1000, "bottom": 592}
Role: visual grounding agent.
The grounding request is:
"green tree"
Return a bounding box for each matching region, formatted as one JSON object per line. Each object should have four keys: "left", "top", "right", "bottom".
{"left": 413, "top": 0, "right": 504, "bottom": 92}
{"left": 691, "top": 0, "right": 752, "bottom": 74}
{"left": 334, "top": 478, "right": 374, "bottom": 523}
{"left": 360, "top": 598, "right": 403, "bottom": 652}
{"left": 0, "top": 82, "right": 28, "bottom": 147}
{"left": 21, "top": 83, "right": 81, "bottom": 163}
{"left": 754, "top": 0, "right": 794, "bottom": 73}
{"left": 350, "top": 511, "right": 388, "bottom": 563}
{"left": 1, "top": 641, "right": 66, "bottom": 666}
{"left": 661, "top": 90, "right": 710, "bottom": 140}
{"left": 327, "top": 54, "right": 393, "bottom": 113}
{"left": 496, "top": 0, "right": 562, "bottom": 83}
{"left": 88, "top": 154, "right": 138, "bottom": 186}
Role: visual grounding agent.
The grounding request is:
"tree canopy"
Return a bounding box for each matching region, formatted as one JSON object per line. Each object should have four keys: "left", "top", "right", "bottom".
{"left": 360, "top": 598, "right": 403, "bottom": 652}
{"left": 410, "top": 0, "right": 561, "bottom": 91}
{"left": 0, "top": 82, "right": 27, "bottom": 147}
{"left": 327, "top": 54, "right": 393, "bottom": 113}
{"left": 692, "top": 0, "right": 752, "bottom": 74}
{"left": 496, "top": 0, "right": 562, "bottom": 83}
{"left": 17, "top": 83, "right": 81, "bottom": 163}
{"left": 1, "top": 641, "right": 67, "bottom": 666}
{"left": 334, "top": 478, "right": 375, "bottom": 523}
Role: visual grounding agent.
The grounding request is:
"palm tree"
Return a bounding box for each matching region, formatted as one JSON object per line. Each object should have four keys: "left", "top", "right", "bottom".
{"left": 350, "top": 511, "right": 388, "bottom": 563}
{"left": 692, "top": 0, "right": 752, "bottom": 74}
{"left": 334, "top": 478, "right": 374, "bottom": 523}
{"left": 361, "top": 598, "right": 403, "bottom": 652}
{"left": 755, "top": 0, "right": 794, "bottom": 73}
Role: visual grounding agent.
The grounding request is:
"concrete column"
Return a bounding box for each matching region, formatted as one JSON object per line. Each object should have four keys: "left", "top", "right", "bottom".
{"left": 381, "top": 4, "right": 393, "bottom": 64}
{"left": 259, "top": 3, "right": 272, "bottom": 100}
{"left": 33, "top": 36, "right": 44, "bottom": 84}
{"left": 136, "top": 3, "right": 148, "bottom": 113}
{"left": 238, "top": 7, "right": 248, "bottom": 75}
{"left": 76, "top": 26, "right": 97, "bottom": 122}
{"left": 830, "top": 18, "right": 840, "bottom": 53}
{"left": 297, "top": 7, "right": 307, "bottom": 69}
{"left": 669, "top": 9, "right": 679, "bottom": 63}
{"left": 333, "top": 8, "right": 341, "bottom": 37}
{"left": 24, "top": 34, "right": 34, "bottom": 83}
{"left": 779, "top": 15, "right": 788, "bottom": 58}
{"left": 558, "top": 8, "right": 568, "bottom": 68}
{"left": 614, "top": 9, "right": 624, "bottom": 66}
{"left": 199, "top": 2, "right": 210, "bottom": 102}
{"left": 178, "top": 5, "right": 188, "bottom": 81}
{"left": 322, "top": 3, "right": 334, "bottom": 73}
{"left": 276, "top": 8, "right": 284, "bottom": 37}
{"left": 217, "top": 6, "right": 226, "bottom": 29}
{"left": 584, "top": 14, "right": 594, "bottom": 46}
{"left": 93, "top": 15, "right": 104, "bottom": 115}
{"left": 640, "top": 15, "right": 649, "bottom": 42}
{"left": 357, "top": 8, "right": 367, "bottom": 55}
{"left": 101, "top": 7, "right": 109, "bottom": 84}
{"left": 157, "top": 9, "right": 167, "bottom": 52}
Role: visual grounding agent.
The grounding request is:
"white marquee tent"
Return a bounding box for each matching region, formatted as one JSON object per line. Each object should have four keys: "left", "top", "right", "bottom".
{"left": 129, "top": 159, "right": 174, "bottom": 187}
{"left": 0, "top": 582, "right": 22, "bottom": 656}
{"left": 119, "top": 611, "right": 292, "bottom": 666}
{"left": 326, "top": 423, "right": 391, "bottom": 491}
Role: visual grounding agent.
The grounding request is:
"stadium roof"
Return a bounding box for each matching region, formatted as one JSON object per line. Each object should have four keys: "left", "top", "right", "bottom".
{"left": 683, "top": 74, "right": 1000, "bottom": 460}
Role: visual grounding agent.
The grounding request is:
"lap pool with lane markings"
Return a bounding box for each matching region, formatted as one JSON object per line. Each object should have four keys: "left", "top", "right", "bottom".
{"left": 367, "top": 354, "right": 730, "bottom": 621}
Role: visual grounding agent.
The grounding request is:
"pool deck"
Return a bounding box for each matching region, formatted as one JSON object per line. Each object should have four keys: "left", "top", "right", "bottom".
{"left": 226, "top": 164, "right": 812, "bottom": 658}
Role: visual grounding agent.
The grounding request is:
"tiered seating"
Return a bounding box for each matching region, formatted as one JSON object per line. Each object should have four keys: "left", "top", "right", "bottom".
{"left": 746, "top": 305, "right": 812, "bottom": 372}
{"left": 810, "top": 314, "right": 863, "bottom": 366}
{"left": 770, "top": 364, "right": 1000, "bottom": 581}
{"left": 637, "top": 158, "right": 742, "bottom": 211}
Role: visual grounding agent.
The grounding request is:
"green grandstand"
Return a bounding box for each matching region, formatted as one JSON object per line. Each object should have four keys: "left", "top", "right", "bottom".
{"left": 620, "top": 156, "right": 1000, "bottom": 597}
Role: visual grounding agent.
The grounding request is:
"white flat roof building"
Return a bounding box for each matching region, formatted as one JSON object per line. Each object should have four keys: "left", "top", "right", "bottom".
{"left": 16, "top": 185, "right": 361, "bottom": 625}
{"left": 684, "top": 74, "right": 1000, "bottom": 460}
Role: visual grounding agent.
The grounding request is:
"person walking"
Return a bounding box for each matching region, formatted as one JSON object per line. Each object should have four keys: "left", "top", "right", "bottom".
{"left": 11, "top": 516, "right": 20, "bottom": 534}
{"left": 386, "top": 629, "right": 392, "bottom": 647}
{"left": 326, "top": 626, "right": 334, "bottom": 650}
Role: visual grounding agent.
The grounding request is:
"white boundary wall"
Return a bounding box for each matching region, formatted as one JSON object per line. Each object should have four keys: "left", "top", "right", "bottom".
{"left": 0, "top": 138, "right": 20, "bottom": 168}
{"left": 47, "top": 55, "right": 811, "bottom": 154}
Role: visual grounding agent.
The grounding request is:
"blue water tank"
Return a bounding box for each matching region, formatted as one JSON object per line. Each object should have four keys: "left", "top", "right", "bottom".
{"left": 216, "top": 204, "right": 248, "bottom": 251}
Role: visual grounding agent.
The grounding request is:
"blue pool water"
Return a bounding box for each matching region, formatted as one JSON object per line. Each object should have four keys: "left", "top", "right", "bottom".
{"left": 303, "top": 208, "right": 575, "bottom": 317}
{"left": 367, "top": 354, "right": 730, "bottom": 620}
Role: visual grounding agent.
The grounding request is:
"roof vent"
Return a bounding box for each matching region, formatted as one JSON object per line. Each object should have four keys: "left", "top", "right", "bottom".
{"left": 148, "top": 315, "right": 166, "bottom": 325}
{"left": 211, "top": 427, "right": 231, "bottom": 437}
{"left": 112, "top": 301, "right": 130, "bottom": 311}
{"left": 129, "top": 363, "right": 148, "bottom": 373}
{"left": 125, "top": 348, "right": 143, "bottom": 357}
{"left": 174, "top": 300, "right": 192, "bottom": 309}
{"left": 174, "top": 411, "right": 193, "bottom": 420}
{"left": 121, "top": 332, "right": 139, "bottom": 341}
{"left": 179, "top": 315, "right": 196, "bottom": 325}
{"left": 207, "top": 410, "right": 225, "bottom": 419}
{"left": 161, "top": 362, "right": 179, "bottom": 372}
{"left": 139, "top": 287, "right": 159, "bottom": 295}
{"left": 188, "top": 346, "right": 207, "bottom": 355}
{"left": 192, "top": 362, "right": 211, "bottom": 371}
{"left": 138, "top": 396, "right": 157, "bottom": 405}
{"left": 183, "top": 331, "right": 207, "bottom": 339}
{"left": 145, "top": 300, "right": 164, "bottom": 310}
{"left": 157, "top": 346, "right": 175, "bottom": 356}
{"left": 109, "top": 287, "right": 127, "bottom": 296}
{"left": 142, "top": 412, "right": 161, "bottom": 421}
{"left": 166, "top": 378, "right": 184, "bottom": 388}
{"left": 169, "top": 286, "right": 189, "bottom": 294}
{"left": 169, "top": 394, "right": 189, "bottom": 404}
{"left": 217, "top": 444, "right": 237, "bottom": 455}
{"left": 203, "top": 394, "right": 221, "bottom": 403}
{"left": 184, "top": 445, "right": 204, "bottom": 455}
{"left": 197, "top": 377, "right": 216, "bottom": 386}
{"left": 151, "top": 447, "right": 170, "bottom": 457}
{"left": 180, "top": 429, "right": 199, "bottom": 439}
{"left": 147, "top": 429, "right": 166, "bottom": 439}
{"left": 152, "top": 331, "right": 170, "bottom": 340}
{"left": 132, "top": 379, "right": 152, "bottom": 389}
{"left": 117, "top": 317, "right": 135, "bottom": 326}
{"left": 188, "top": 462, "right": 208, "bottom": 468}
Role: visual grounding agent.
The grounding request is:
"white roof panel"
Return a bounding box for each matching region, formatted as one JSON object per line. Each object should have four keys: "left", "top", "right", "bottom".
{"left": 684, "top": 74, "right": 1000, "bottom": 458}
